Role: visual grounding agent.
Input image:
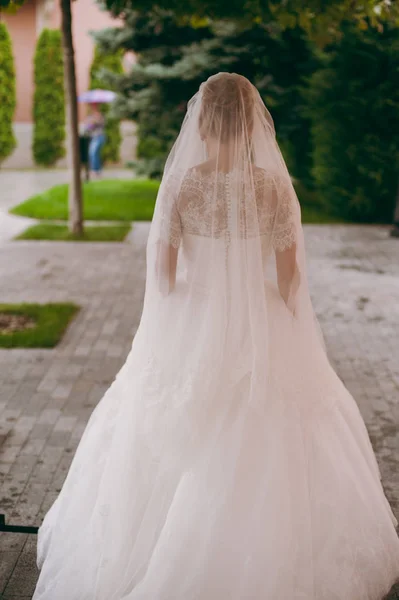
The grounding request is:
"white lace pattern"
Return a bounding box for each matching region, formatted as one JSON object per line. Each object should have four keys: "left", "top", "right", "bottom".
{"left": 160, "top": 167, "right": 297, "bottom": 252}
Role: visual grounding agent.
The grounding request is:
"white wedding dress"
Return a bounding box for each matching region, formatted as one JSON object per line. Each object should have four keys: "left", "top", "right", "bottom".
{"left": 33, "top": 73, "right": 399, "bottom": 600}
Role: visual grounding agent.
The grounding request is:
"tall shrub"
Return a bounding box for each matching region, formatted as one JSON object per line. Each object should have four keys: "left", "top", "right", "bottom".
{"left": 33, "top": 28, "right": 66, "bottom": 166}
{"left": 94, "top": 12, "right": 315, "bottom": 180}
{"left": 306, "top": 24, "right": 399, "bottom": 223}
{"left": 89, "top": 45, "right": 123, "bottom": 163}
{"left": 0, "top": 23, "right": 16, "bottom": 163}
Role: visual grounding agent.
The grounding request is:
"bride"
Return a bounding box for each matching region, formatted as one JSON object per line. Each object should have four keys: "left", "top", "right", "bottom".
{"left": 33, "top": 73, "right": 399, "bottom": 600}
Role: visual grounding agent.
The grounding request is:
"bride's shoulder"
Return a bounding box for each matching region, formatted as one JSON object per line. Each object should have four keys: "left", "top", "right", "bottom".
{"left": 252, "top": 167, "right": 291, "bottom": 193}
{"left": 251, "top": 165, "right": 267, "bottom": 181}
{"left": 251, "top": 166, "right": 279, "bottom": 181}
{"left": 177, "top": 162, "right": 216, "bottom": 191}
{"left": 186, "top": 160, "right": 215, "bottom": 177}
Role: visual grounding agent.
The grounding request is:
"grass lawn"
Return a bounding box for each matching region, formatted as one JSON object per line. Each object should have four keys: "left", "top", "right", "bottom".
{"left": 0, "top": 303, "right": 79, "bottom": 348}
{"left": 16, "top": 223, "right": 131, "bottom": 242}
{"left": 11, "top": 179, "right": 159, "bottom": 221}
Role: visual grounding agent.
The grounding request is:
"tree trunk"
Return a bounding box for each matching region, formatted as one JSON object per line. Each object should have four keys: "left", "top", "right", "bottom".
{"left": 60, "top": 0, "right": 83, "bottom": 235}
{"left": 390, "top": 178, "right": 399, "bottom": 238}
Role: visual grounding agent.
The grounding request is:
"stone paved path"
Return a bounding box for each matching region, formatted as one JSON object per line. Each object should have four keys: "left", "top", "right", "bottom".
{"left": 0, "top": 176, "right": 398, "bottom": 598}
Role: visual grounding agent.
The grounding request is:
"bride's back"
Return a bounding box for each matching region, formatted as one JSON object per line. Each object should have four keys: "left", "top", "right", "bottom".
{"left": 176, "top": 163, "right": 294, "bottom": 250}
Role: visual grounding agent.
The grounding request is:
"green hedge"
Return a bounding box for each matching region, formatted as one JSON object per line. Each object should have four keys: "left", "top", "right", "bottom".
{"left": 94, "top": 13, "right": 316, "bottom": 181}
{"left": 89, "top": 45, "right": 123, "bottom": 163}
{"left": 306, "top": 24, "right": 399, "bottom": 223}
{"left": 0, "top": 23, "right": 16, "bottom": 162}
{"left": 33, "top": 29, "right": 66, "bottom": 166}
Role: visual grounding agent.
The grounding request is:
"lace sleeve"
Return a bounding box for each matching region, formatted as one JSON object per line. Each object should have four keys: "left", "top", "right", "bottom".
{"left": 159, "top": 172, "right": 182, "bottom": 249}
{"left": 272, "top": 177, "right": 297, "bottom": 252}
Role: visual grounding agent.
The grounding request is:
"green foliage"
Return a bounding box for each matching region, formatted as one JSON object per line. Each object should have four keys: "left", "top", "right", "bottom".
{"left": 33, "top": 29, "right": 66, "bottom": 166}
{"left": 0, "top": 0, "right": 25, "bottom": 9}
{"left": 10, "top": 178, "right": 159, "bottom": 221}
{"left": 0, "top": 303, "right": 79, "bottom": 348}
{"left": 94, "top": 12, "right": 315, "bottom": 180}
{"left": 94, "top": 8, "right": 399, "bottom": 222}
{"left": 103, "top": 0, "right": 399, "bottom": 48}
{"left": 89, "top": 45, "right": 124, "bottom": 163}
{"left": 306, "top": 24, "right": 399, "bottom": 223}
{"left": 16, "top": 223, "right": 131, "bottom": 241}
{"left": 0, "top": 23, "right": 16, "bottom": 163}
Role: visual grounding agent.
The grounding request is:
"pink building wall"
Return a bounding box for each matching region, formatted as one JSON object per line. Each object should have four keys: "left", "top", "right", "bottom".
{"left": 3, "top": 0, "right": 37, "bottom": 122}
{"left": 2, "top": 1, "right": 136, "bottom": 168}
{"left": 3, "top": 0, "right": 120, "bottom": 123}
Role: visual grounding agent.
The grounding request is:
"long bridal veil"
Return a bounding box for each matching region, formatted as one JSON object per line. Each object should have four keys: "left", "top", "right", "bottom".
{"left": 33, "top": 73, "right": 399, "bottom": 600}
{"left": 143, "top": 72, "right": 324, "bottom": 417}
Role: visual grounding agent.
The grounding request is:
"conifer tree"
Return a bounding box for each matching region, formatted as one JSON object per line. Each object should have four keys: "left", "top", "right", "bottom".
{"left": 0, "top": 22, "right": 16, "bottom": 163}
{"left": 94, "top": 11, "right": 313, "bottom": 179}
{"left": 33, "top": 28, "right": 66, "bottom": 166}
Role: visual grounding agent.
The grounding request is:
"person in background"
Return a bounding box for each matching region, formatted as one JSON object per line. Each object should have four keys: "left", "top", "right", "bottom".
{"left": 84, "top": 103, "right": 106, "bottom": 178}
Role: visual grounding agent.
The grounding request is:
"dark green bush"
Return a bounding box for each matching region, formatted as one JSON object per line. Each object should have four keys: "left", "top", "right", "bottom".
{"left": 306, "top": 24, "right": 399, "bottom": 223}
{"left": 94, "top": 13, "right": 315, "bottom": 180}
{"left": 0, "top": 23, "right": 16, "bottom": 162}
{"left": 89, "top": 45, "right": 124, "bottom": 163}
{"left": 33, "top": 29, "right": 65, "bottom": 166}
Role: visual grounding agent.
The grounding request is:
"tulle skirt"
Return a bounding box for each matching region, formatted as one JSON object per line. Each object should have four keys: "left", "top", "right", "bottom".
{"left": 33, "top": 282, "right": 399, "bottom": 600}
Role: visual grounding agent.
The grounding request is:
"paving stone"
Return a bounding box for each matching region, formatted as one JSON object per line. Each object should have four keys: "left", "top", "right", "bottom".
{"left": 51, "top": 383, "right": 73, "bottom": 400}
{"left": 28, "top": 424, "right": 51, "bottom": 442}
{"left": 1, "top": 596, "right": 33, "bottom": 600}
{"left": 20, "top": 394, "right": 49, "bottom": 418}
{"left": 36, "top": 378, "right": 58, "bottom": 394}
{"left": 35, "top": 409, "right": 61, "bottom": 426}
{"left": 0, "top": 550, "right": 20, "bottom": 590}
{"left": 2, "top": 537, "right": 39, "bottom": 597}
{"left": 0, "top": 447, "right": 21, "bottom": 464}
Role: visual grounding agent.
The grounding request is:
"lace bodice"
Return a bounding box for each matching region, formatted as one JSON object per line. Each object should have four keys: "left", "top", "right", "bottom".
{"left": 159, "top": 166, "right": 297, "bottom": 252}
